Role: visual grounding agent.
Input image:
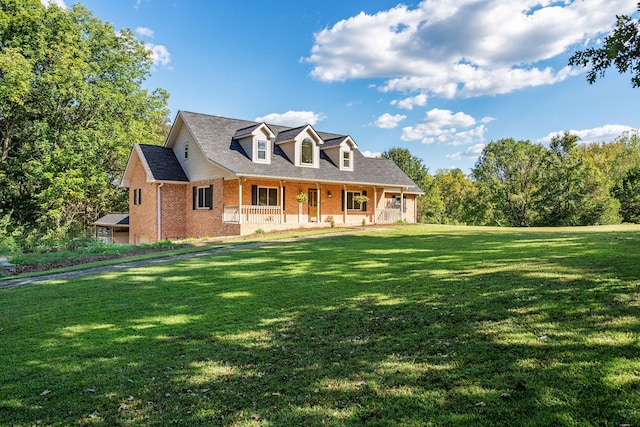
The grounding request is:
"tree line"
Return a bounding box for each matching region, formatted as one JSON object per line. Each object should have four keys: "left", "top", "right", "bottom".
{"left": 0, "top": 0, "right": 169, "bottom": 250}
{"left": 383, "top": 131, "right": 640, "bottom": 227}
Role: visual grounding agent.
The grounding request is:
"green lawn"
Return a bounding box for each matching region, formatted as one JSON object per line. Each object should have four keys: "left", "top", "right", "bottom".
{"left": 1, "top": 224, "right": 639, "bottom": 426}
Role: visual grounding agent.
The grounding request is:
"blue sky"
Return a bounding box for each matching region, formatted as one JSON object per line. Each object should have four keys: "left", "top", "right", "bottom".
{"left": 48, "top": 0, "right": 640, "bottom": 173}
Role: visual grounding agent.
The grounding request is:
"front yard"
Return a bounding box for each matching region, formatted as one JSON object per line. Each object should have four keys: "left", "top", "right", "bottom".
{"left": 1, "top": 224, "right": 639, "bottom": 426}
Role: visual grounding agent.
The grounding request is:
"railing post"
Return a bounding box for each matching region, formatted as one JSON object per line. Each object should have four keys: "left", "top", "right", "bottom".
{"left": 238, "top": 178, "right": 243, "bottom": 224}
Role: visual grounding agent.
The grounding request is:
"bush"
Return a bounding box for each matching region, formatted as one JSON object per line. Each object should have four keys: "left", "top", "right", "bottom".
{"left": 0, "top": 213, "right": 20, "bottom": 254}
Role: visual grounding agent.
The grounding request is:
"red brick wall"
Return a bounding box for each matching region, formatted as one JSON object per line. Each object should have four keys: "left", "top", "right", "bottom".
{"left": 129, "top": 171, "right": 420, "bottom": 244}
{"left": 186, "top": 178, "right": 240, "bottom": 238}
{"left": 160, "top": 184, "right": 187, "bottom": 240}
{"left": 129, "top": 162, "right": 158, "bottom": 244}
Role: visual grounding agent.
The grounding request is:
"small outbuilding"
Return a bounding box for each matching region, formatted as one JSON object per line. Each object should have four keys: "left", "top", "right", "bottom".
{"left": 94, "top": 213, "right": 130, "bottom": 244}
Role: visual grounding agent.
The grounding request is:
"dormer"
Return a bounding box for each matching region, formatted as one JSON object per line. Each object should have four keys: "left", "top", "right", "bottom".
{"left": 275, "top": 125, "right": 323, "bottom": 168}
{"left": 321, "top": 135, "right": 358, "bottom": 171}
{"left": 234, "top": 123, "right": 276, "bottom": 164}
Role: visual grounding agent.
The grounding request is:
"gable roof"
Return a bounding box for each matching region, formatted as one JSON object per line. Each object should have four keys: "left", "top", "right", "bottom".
{"left": 138, "top": 144, "right": 190, "bottom": 182}
{"left": 171, "top": 111, "right": 423, "bottom": 193}
{"left": 121, "top": 143, "right": 189, "bottom": 186}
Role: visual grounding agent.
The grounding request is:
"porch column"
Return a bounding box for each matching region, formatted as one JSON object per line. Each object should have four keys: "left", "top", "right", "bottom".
{"left": 374, "top": 187, "right": 378, "bottom": 224}
{"left": 343, "top": 184, "right": 347, "bottom": 224}
{"left": 238, "top": 177, "right": 243, "bottom": 224}
{"left": 280, "top": 180, "right": 284, "bottom": 223}
{"left": 316, "top": 182, "right": 320, "bottom": 222}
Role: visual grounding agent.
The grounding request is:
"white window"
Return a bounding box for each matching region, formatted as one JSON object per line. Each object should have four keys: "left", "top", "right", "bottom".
{"left": 345, "top": 191, "right": 366, "bottom": 210}
{"left": 342, "top": 150, "right": 351, "bottom": 169}
{"left": 258, "top": 187, "right": 278, "bottom": 206}
{"left": 193, "top": 185, "right": 212, "bottom": 210}
{"left": 301, "top": 138, "right": 314, "bottom": 165}
{"left": 257, "top": 140, "right": 267, "bottom": 160}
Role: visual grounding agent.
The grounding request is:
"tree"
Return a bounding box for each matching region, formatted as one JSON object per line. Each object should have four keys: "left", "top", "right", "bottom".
{"left": 613, "top": 166, "right": 640, "bottom": 223}
{"left": 382, "top": 147, "right": 444, "bottom": 223}
{"left": 569, "top": 4, "right": 640, "bottom": 87}
{"left": 433, "top": 168, "right": 478, "bottom": 225}
{"left": 536, "top": 133, "right": 620, "bottom": 226}
{"left": 0, "top": 0, "right": 169, "bottom": 239}
{"left": 472, "top": 139, "right": 545, "bottom": 226}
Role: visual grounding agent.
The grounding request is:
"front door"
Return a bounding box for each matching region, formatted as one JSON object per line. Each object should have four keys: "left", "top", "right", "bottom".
{"left": 308, "top": 189, "right": 318, "bottom": 222}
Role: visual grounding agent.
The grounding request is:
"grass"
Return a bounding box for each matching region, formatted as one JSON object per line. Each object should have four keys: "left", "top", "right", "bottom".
{"left": 0, "top": 227, "right": 350, "bottom": 281}
{"left": 1, "top": 224, "right": 639, "bottom": 426}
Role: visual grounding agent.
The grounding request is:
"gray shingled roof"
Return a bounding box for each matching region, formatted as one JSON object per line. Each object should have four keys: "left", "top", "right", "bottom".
{"left": 94, "top": 213, "right": 130, "bottom": 227}
{"left": 177, "top": 111, "right": 424, "bottom": 193}
{"left": 139, "top": 144, "right": 189, "bottom": 182}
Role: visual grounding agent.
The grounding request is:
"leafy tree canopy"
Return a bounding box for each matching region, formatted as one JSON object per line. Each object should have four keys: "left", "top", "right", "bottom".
{"left": 0, "top": 0, "right": 169, "bottom": 238}
{"left": 613, "top": 166, "right": 640, "bottom": 223}
{"left": 569, "top": 3, "right": 640, "bottom": 87}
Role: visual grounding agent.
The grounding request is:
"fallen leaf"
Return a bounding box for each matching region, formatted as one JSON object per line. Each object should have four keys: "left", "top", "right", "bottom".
{"left": 475, "top": 401, "right": 487, "bottom": 407}
{"left": 500, "top": 393, "right": 511, "bottom": 399}
{"left": 85, "top": 387, "right": 96, "bottom": 393}
{"left": 40, "top": 390, "right": 51, "bottom": 396}
{"left": 251, "top": 414, "right": 260, "bottom": 420}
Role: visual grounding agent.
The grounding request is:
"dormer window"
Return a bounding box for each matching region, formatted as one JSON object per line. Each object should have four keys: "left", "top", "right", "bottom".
{"left": 301, "top": 138, "right": 314, "bottom": 165}
{"left": 257, "top": 140, "right": 267, "bottom": 161}
{"left": 342, "top": 151, "right": 351, "bottom": 169}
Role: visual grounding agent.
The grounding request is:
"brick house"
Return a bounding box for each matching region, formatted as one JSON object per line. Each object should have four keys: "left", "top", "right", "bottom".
{"left": 120, "top": 111, "right": 423, "bottom": 244}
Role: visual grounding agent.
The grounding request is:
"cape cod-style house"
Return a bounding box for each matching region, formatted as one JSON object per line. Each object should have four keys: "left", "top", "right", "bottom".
{"left": 120, "top": 111, "right": 423, "bottom": 244}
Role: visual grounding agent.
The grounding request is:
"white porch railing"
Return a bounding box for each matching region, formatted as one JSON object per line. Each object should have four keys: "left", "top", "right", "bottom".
{"left": 376, "top": 208, "right": 402, "bottom": 223}
{"left": 224, "top": 205, "right": 282, "bottom": 224}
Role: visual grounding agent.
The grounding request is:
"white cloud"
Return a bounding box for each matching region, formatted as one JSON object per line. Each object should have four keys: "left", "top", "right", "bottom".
{"left": 391, "top": 93, "right": 427, "bottom": 110}
{"left": 145, "top": 43, "right": 171, "bottom": 67}
{"left": 40, "top": 0, "right": 67, "bottom": 7}
{"left": 372, "top": 113, "right": 406, "bottom": 129}
{"left": 401, "top": 108, "right": 489, "bottom": 145}
{"left": 361, "top": 150, "right": 382, "bottom": 158}
{"left": 256, "top": 111, "right": 327, "bottom": 126}
{"left": 136, "top": 27, "right": 154, "bottom": 38}
{"left": 306, "top": 0, "right": 637, "bottom": 98}
{"left": 539, "top": 125, "right": 638, "bottom": 144}
{"left": 446, "top": 143, "right": 486, "bottom": 161}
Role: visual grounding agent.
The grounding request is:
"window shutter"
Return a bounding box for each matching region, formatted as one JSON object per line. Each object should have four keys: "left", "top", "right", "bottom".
{"left": 362, "top": 190, "right": 367, "bottom": 212}
{"left": 138, "top": 189, "right": 141, "bottom": 205}
{"left": 192, "top": 186, "right": 197, "bottom": 210}
{"left": 282, "top": 187, "right": 285, "bottom": 210}
{"left": 341, "top": 190, "right": 345, "bottom": 211}
{"left": 251, "top": 185, "right": 257, "bottom": 205}
{"left": 206, "top": 185, "right": 213, "bottom": 209}
{"left": 403, "top": 195, "right": 407, "bottom": 213}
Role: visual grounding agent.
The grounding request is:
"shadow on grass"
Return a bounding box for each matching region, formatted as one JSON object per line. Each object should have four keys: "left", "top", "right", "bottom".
{"left": 1, "top": 228, "right": 639, "bottom": 425}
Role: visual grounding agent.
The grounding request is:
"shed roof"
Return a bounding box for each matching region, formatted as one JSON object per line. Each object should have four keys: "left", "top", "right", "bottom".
{"left": 94, "top": 213, "right": 130, "bottom": 227}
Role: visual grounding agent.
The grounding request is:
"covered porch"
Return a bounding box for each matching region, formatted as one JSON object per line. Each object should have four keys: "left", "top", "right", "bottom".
{"left": 220, "top": 178, "right": 410, "bottom": 227}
